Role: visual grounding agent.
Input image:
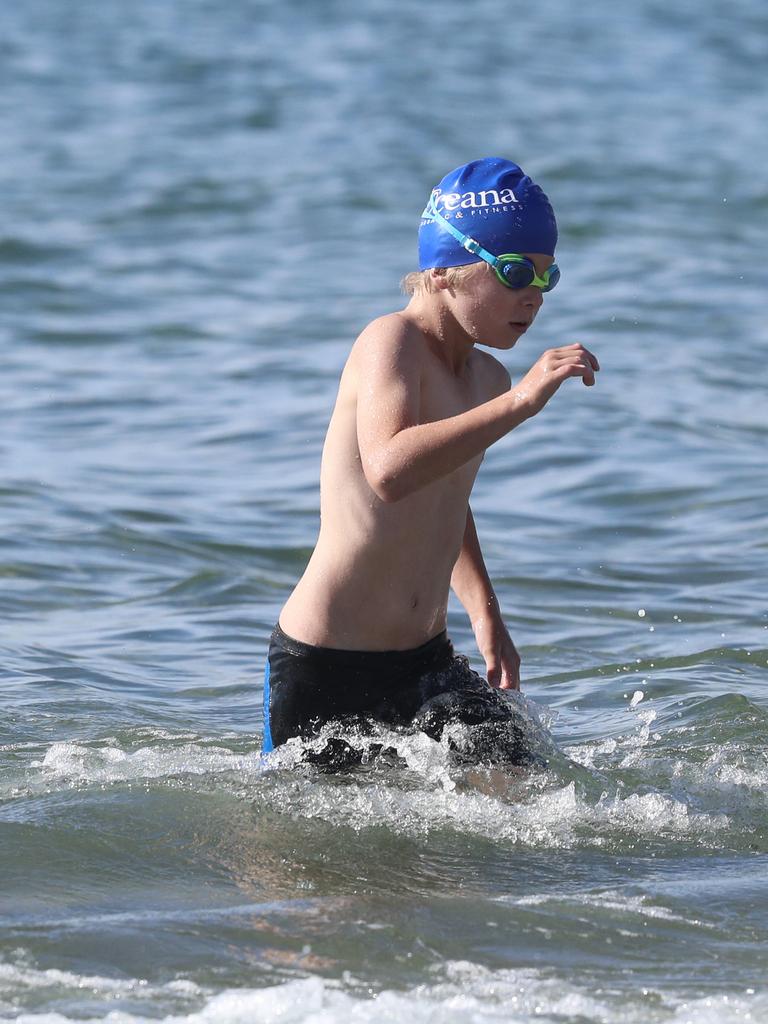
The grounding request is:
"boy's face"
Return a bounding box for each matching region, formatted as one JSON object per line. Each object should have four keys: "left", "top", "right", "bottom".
{"left": 450, "top": 253, "right": 555, "bottom": 350}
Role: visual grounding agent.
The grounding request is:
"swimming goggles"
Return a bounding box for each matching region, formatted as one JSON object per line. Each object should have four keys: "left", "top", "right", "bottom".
{"left": 424, "top": 197, "right": 560, "bottom": 292}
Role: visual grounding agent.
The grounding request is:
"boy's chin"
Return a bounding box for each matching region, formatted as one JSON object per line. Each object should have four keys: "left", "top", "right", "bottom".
{"left": 483, "top": 334, "right": 520, "bottom": 350}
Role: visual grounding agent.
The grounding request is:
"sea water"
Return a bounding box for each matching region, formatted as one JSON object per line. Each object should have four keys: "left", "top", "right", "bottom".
{"left": 1, "top": 1, "right": 767, "bottom": 1021}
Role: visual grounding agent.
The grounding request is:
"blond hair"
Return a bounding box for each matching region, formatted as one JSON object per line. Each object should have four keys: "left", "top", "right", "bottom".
{"left": 400, "top": 264, "right": 476, "bottom": 296}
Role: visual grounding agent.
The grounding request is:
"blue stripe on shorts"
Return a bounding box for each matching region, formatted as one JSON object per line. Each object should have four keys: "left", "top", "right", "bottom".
{"left": 261, "top": 658, "right": 274, "bottom": 754}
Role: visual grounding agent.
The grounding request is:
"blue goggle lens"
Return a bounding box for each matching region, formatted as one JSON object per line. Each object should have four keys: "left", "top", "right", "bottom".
{"left": 498, "top": 257, "right": 559, "bottom": 292}
{"left": 543, "top": 264, "right": 560, "bottom": 292}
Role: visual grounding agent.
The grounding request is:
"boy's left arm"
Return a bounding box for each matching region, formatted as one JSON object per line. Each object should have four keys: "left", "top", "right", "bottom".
{"left": 450, "top": 506, "right": 521, "bottom": 690}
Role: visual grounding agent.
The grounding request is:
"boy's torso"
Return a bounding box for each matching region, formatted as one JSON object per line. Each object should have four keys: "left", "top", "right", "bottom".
{"left": 279, "top": 312, "right": 508, "bottom": 651}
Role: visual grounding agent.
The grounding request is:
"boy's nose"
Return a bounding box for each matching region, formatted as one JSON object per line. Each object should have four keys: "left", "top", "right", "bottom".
{"left": 523, "top": 286, "right": 544, "bottom": 309}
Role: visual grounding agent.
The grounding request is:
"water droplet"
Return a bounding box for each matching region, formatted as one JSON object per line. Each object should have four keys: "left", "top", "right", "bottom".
{"left": 638, "top": 609, "right": 646, "bottom": 618}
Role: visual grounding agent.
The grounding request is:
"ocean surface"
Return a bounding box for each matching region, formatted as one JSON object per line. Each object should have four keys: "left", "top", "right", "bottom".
{"left": 1, "top": 1, "right": 767, "bottom": 1021}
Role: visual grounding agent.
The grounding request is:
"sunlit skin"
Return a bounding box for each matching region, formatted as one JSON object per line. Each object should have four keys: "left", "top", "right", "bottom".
{"left": 279, "top": 256, "right": 599, "bottom": 690}
{"left": 412, "top": 254, "right": 555, "bottom": 364}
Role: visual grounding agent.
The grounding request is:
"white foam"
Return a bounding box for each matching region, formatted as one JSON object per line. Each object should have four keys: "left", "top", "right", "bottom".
{"left": 5, "top": 961, "right": 767, "bottom": 1024}
{"left": 701, "top": 743, "right": 768, "bottom": 792}
{"left": 261, "top": 713, "right": 728, "bottom": 845}
{"left": 25, "top": 690, "right": 552, "bottom": 795}
{"left": 564, "top": 707, "right": 768, "bottom": 826}
{"left": 33, "top": 740, "right": 263, "bottom": 784}
{"left": 13, "top": 702, "right": 732, "bottom": 852}
{"left": 508, "top": 889, "right": 715, "bottom": 928}
{"left": 667, "top": 990, "right": 768, "bottom": 1024}
{"left": 0, "top": 958, "right": 203, "bottom": 1016}
{"left": 564, "top": 703, "right": 658, "bottom": 770}
{"left": 259, "top": 762, "right": 727, "bottom": 847}
{"left": 563, "top": 736, "right": 617, "bottom": 767}
{"left": 618, "top": 707, "right": 658, "bottom": 767}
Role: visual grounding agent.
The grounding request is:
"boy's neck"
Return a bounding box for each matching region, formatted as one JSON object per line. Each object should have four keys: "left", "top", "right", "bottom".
{"left": 403, "top": 294, "right": 476, "bottom": 376}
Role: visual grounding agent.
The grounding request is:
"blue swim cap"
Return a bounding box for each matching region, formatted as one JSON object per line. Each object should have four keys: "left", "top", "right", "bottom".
{"left": 418, "top": 157, "right": 558, "bottom": 270}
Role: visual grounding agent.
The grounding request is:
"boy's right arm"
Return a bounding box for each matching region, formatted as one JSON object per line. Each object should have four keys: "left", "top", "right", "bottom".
{"left": 355, "top": 320, "right": 599, "bottom": 503}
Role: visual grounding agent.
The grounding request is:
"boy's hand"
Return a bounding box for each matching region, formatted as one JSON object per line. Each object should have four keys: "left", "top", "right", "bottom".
{"left": 473, "top": 614, "right": 521, "bottom": 691}
{"left": 515, "top": 344, "right": 600, "bottom": 417}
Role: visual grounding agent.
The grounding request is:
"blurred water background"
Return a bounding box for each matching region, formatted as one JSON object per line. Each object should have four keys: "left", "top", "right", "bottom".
{"left": 1, "top": 1, "right": 767, "bottom": 1021}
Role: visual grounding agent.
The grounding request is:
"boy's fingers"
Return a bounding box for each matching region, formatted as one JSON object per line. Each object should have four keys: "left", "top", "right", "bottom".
{"left": 559, "top": 344, "right": 599, "bottom": 371}
{"left": 500, "top": 650, "right": 521, "bottom": 690}
{"left": 553, "top": 355, "right": 597, "bottom": 385}
{"left": 486, "top": 659, "right": 501, "bottom": 688}
{"left": 499, "top": 665, "right": 520, "bottom": 690}
{"left": 554, "top": 361, "right": 594, "bottom": 385}
{"left": 579, "top": 347, "right": 599, "bottom": 372}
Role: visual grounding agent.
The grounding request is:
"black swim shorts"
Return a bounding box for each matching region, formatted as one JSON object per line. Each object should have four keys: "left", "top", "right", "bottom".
{"left": 261, "top": 624, "right": 535, "bottom": 766}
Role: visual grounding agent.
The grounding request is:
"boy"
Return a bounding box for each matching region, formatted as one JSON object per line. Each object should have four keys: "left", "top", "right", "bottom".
{"left": 262, "top": 157, "right": 599, "bottom": 763}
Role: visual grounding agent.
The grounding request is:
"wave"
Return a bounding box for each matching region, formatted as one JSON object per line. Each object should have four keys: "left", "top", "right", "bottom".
{"left": 3, "top": 691, "right": 761, "bottom": 854}
{"left": 3, "top": 956, "right": 765, "bottom": 1024}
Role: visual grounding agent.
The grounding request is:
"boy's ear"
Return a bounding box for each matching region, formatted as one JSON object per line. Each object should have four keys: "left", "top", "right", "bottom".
{"left": 430, "top": 267, "right": 450, "bottom": 290}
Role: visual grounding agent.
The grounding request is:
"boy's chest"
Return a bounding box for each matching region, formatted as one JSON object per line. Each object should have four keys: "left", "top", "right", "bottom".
{"left": 419, "top": 361, "right": 490, "bottom": 424}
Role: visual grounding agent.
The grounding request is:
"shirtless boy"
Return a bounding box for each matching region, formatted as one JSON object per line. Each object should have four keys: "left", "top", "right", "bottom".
{"left": 262, "top": 157, "right": 599, "bottom": 761}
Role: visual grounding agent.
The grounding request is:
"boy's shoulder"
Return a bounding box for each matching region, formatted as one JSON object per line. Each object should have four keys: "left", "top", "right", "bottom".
{"left": 354, "top": 311, "right": 423, "bottom": 351}
{"left": 346, "top": 312, "right": 427, "bottom": 373}
{"left": 348, "top": 312, "right": 511, "bottom": 398}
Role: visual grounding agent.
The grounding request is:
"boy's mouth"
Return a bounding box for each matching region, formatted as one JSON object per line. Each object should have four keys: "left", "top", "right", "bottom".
{"left": 510, "top": 321, "right": 529, "bottom": 331}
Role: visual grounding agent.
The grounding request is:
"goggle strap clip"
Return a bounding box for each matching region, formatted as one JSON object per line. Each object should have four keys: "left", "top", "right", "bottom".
{"left": 425, "top": 197, "right": 500, "bottom": 269}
